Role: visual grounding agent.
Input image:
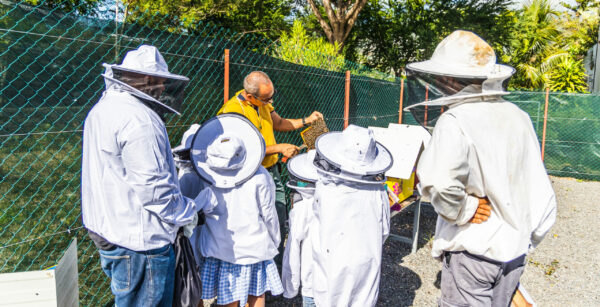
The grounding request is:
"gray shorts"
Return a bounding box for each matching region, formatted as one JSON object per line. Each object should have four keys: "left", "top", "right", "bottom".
{"left": 439, "top": 251, "right": 525, "bottom": 307}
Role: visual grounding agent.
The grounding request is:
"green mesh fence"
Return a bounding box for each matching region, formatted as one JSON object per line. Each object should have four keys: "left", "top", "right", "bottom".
{"left": 1, "top": 1, "right": 599, "bottom": 305}
{"left": 505, "top": 92, "right": 600, "bottom": 180}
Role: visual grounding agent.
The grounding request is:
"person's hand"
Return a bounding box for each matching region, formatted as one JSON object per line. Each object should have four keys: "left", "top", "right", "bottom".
{"left": 305, "top": 111, "right": 324, "bottom": 125}
{"left": 469, "top": 197, "right": 492, "bottom": 224}
{"left": 280, "top": 143, "right": 299, "bottom": 158}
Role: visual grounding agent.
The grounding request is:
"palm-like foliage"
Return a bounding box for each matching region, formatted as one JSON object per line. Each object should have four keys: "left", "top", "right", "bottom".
{"left": 505, "top": 0, "right": 599, "bottom": 92}
{"left": 504, "top": 0, "right": 563, "bottom": 89}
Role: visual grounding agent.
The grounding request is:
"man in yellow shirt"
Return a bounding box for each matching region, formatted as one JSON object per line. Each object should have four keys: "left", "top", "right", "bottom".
{"left": 217, "top": 71, "right": 323, "bottom": 265}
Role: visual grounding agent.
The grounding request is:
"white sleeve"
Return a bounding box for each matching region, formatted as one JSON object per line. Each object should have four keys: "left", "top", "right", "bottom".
{"left": 282, "top": 201, "right": 309, "bottom": 298}
{"left": 416, "top": 114, "right": 478, "bottom": 226}
{"left": 381, "top": 190, "right": 391, "bottom": 243}
{"left": 194, "top": 186, "right": 218, "bottom": 215}
{"left": 121, "top": 123, "right": 197, "bottom": 227}
{"left": 531, "top": 194, "right": 557, "bottom": 248}
{"left": 257, "top": 170, "right": 281, "bottom": 248}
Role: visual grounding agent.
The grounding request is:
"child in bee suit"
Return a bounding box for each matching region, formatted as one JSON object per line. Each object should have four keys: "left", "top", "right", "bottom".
{"left": 405, "top": 30, "right": 557, "bottom": 306}
{"left": 173, "top": 124, "right": 203, "bottom": 199}
{"left": 282, "top": 150, "right": 319, "bottom": 307}
{"left": 311, "top": 125, "right": 392, "bottom": 307}
{"left": 172, "top": 123, "right": 205, "bottom": 267}
{"left": 189, "top": 114, "right": 284, "bottom": 307}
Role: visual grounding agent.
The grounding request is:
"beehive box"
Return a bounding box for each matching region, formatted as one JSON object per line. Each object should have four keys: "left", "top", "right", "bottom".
{"left": 386, "top": 172, "right": 416, "bottom": 204}
{"left": 0, "top": 239, "right": 78, "bottom": 307}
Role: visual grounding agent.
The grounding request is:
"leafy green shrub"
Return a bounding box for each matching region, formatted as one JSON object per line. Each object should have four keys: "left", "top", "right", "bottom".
{"left": 548, "top": 56, "right": 588, "bottom": 93}
{"left": 273, "top": 20, "right": 345, "bottom": 72}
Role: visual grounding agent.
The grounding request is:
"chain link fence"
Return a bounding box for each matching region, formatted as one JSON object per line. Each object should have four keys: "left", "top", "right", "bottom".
{"left": 0, "top": 1, "right": 599, "bottom": 305}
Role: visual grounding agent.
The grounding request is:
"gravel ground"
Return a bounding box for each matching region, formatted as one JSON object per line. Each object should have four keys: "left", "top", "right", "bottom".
{"left": 208, "top": 176, "right": 599, "bottom": 306}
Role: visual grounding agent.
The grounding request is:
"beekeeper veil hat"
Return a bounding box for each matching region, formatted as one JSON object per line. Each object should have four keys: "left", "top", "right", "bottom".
{"left": 102, "top": 45, "right": 190, "bottom": 115}
{"left": 286, "top": 150, "right": 318, "bottom": 194}
{"left": 314, "top": 125, "right": 392, "bottom": 184}
{"left": 404, "top": 30, "right": 516, "bottom": 127}
{"left": 190, "top": 114, "right": 265, "bottom": 188}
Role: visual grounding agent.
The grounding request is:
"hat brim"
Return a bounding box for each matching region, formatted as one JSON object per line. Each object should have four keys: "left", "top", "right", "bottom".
{"left": 406, "top": 60, "right": 515, "bottom": 80}
{"left": 287, "top": 151, "right": 318, "bottom": 183}
{"left": 104, "top": 63, "right": 189, "bottom": 81}
{"left": 190, "top": 114, "right": 265, "bottom": 188}
{"left": 102, "top": 74, "right": 182, "bottom": 115}
{"left": 404, "top": 91, "right": 510, "bottom": 111}
{"left": 315, "top": 132, "right": 393, "bottom": 175}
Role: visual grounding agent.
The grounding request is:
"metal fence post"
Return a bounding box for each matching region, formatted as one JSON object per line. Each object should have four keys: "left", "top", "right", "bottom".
{"left": 541, "top": 88, "right": 550, "bottom": 160}
{"left": 224, "top": 49, "right": 230, "bottom": 104}
{"left": 344, "top": 70, "right": 350, "bottom": 129}
{"left": 398, "top": 79, "right": 404, "bottom": 124}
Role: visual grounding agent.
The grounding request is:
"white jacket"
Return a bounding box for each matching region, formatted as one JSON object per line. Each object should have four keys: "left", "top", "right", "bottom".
{"left": 82, "top": 90, "right": 215, "bottom": 251}
{"left": 282, "top": 192, "right": 316, "bottom": 298}
{"left": 199, "top": 166, "right": 280, "bottom": 265}
{"left": 312, "top": 173, "right": 390, "bottom": 307}
{"left": 417, "top": 99, "right": 557, "bottom": 262}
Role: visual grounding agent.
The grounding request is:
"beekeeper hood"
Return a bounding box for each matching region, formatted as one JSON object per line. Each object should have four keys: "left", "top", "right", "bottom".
{"left": 404, "top": 30, "right": 515, "bottom": 127}
{"left": 190, "top": 114, "right": 265, "bottom": 188}
{"left": 102, "top": 45, "right": 190, "bottom": 115}
{"left": 173, "top": 124, "right": 200, "bottom": 171}
{"left": 173, "top": 124, "right": 200, "bottom": 159}
{"left": 286, "top": 150, "right": 318, "bottom": 198}
{"left": 314, "top": 125, "right": 392, "bottom": 184}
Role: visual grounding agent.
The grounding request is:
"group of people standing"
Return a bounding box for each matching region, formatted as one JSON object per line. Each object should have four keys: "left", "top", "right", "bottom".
{"left": 82, "top": 30, "right": 557, "bottom": 307}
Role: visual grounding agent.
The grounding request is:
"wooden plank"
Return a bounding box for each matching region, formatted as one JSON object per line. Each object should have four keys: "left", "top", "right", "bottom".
{"left": 390, "top": 195, "right": 418, "bottom": 218}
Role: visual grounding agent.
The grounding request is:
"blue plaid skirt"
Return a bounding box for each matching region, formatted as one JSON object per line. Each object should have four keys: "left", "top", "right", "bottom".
{"left": 200, "top": 257, "right": 283, "bottom": 305}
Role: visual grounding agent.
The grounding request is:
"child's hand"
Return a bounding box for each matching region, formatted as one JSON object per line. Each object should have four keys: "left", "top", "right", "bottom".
{"left": 469, "top": 197, "right": 492, "bottom": 224}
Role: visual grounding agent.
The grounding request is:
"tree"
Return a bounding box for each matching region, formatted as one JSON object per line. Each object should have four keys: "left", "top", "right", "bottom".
{"left": 503, "top": 0, "right": 598, "bottom": 91}
{"left": 305, "top": 0, "right": 368, "bottom": 51}
{"left": 24, "top": 0, "right": 102, "bottom": 15}
{"left": 561, "top": 0, "right": 600, "bottom": 13}
{"left": 503, "top": 0, "right": 562, "bottom": 89}
{"left": 343, "top": 0, "right": 514, "bottom": 76}
{"left": 273, "top": 20, "right": 345, "bottom": 71}
{"left": 556, "top": 2, "right": 599, "bottom": 58}
{"left": 122, "top": 0, "right": 294, "bottom": 39}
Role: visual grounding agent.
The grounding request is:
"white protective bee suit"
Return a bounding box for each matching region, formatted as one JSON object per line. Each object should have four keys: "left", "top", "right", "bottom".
{"left": 405, "top": 30, "right": 557, "bottom": 263}
{"left": 406, "top": 30, "right": 556, "bottom": 306}
{"left": 173, "top": 124, "right": 206, "bottom": 265}
{"left": 82, "top": 46, "right": 216, "bottom": 252}
{"left": 310, "top": 125, "right": 392, "bottom": 307}
{"left": 282, "top": 190, "right": 315, "bottom": 299}
{"left": 311, "top": 173, "right": 389, "bottom": 307}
